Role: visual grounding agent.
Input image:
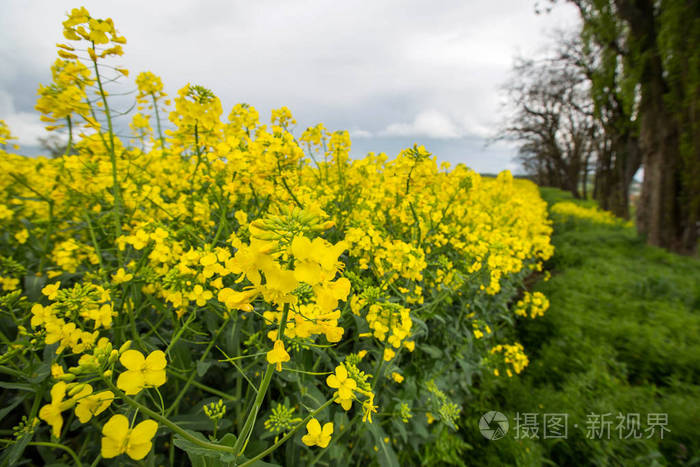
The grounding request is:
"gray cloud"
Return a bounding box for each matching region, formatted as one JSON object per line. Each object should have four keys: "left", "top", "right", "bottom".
{"left": 0, "top": 0, "right": 580, "bottom": 172}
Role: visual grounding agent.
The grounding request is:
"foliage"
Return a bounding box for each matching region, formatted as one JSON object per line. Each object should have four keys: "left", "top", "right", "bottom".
{"left": 565, "top": 0, "right": 700, "bottom": 253}
{"left": 550, "top": 201, "right": 631, "bottom": 226}
{"left": 463, "top": 187, "right": 700, "bottom": 466}
{"left": 0, "top": 7, "right": 554, "bottom": 466}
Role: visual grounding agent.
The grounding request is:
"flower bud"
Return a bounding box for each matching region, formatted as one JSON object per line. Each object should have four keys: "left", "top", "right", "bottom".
{"left": 118, "top": 340, "right": 132, "bottom": 354}
{"left": 68, "top": 383, "right": 86, "bottom": 396}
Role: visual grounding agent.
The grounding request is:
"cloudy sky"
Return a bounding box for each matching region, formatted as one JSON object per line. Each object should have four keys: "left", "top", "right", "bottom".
{"left": 0, "top": 0, "right": 580, "bottom": 173}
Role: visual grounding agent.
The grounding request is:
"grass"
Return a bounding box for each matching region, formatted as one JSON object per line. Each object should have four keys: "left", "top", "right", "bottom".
{"left": 463, "top": 187, "right": 700, "bottom": 466}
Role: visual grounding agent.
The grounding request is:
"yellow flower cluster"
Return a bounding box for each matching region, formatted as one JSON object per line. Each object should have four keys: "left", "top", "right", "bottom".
{"left": 135, "top": 71, "right": 166, "bottom": 101}
{"left": 514, "top": 291, "right": 550, "bottom": 319}
{"left": 35, "top": 59, "right": 94, "bottom": 132}
{"left": 551, "top": 201, "right": 628, "bottom": 226}
{"left": 62, "top": 7, "right": 126, "bottom": 53}
{"left": 0, "top": 6, "right": 558, "bottom": 462}
{"left": 39, "top": 381, "right": 113, "bottom": 437}
{"left": 31, "top": 282, "right": 114, "bottom": 354}
{"left": 359, "top": 303, "right": 414, "bottom": 360}
{"left": 0, "top": 120, "right": 16, "bottom": 147}
{"left": 490, "top": 343, "right": 530, "bottom": 377}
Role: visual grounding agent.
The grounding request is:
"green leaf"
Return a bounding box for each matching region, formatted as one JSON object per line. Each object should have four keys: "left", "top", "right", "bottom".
{"left": 0, "top": 394, "right": 27, "bottom": 420}
{"left": 173, "top": 430, "right": 227, "bottom": 467}
{"left": 171, "top": 413, "right": 218, "bottom": 431}
{"left": 197, "top": 360, "right": 213, "bottom": 377}
{"left": 23, "top": 274, "right": 45, "bottom": 302}
{"left": 217, "top": 434, "right": 237, "bottom": 464}
{"left": 0, "top": 432, "right": 33, "bottom": 467}
{"left": 420, "top": 345, "right": 443, "bottom": 359}
{"left": 367, "top": 423, "right": 400, "bottom": 467}
{"left": 173, "top": 431, "right": 280, "bottom": 467}
{"left": 27, "top": 362, "right": 51, "bottom": 384}
{"left": 0, "top": 381, "right": 35, "bottom": 392}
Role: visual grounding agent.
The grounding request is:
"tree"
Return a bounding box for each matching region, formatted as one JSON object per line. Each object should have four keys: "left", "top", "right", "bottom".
{"left": 558, "top": 26, "right": 641, "bottom": 219}
{"left": 498, "top": 48, "right": 597, "bottom": 199}
{"left": 545, "top": 0, "right": 700, "bottom": 254}
{"left": 38, "top": 134, "right": 76, "bottom": 158}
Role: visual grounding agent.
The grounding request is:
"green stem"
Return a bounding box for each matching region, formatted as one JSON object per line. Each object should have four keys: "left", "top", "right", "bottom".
{"left": 83, "top": 211, "right": 107, "bottom": 282}
{"left": 0, "top": 365, "right": 23, "bottom": 378}
{"left": 91, "top": 48, "right": 123, "bottom": 264}
{"left": 165, "top": 318, "right": 229, "bottom": 417}
{"left": 63, "top": 116, "right": 73, "bottom": 157}
{"left": 239, "top": 398, "right": 335, "bottom": 467}
{"left": 189, "top": 122, "right": 203, "bottom": 209}
{"left": 128, "top": 300, "right": 145, "bottom": 349}
{"left": 211, "top": 201, "right": 227, "bottom": 246}
{"left": 371, "top": 343, "right": 388, "bottom": 391}
{"left": 234, "top": 361, "right": 274, "bottom": 455}
{"left": 165, "top": 311, "right": 196, "bottom": 356}
{"left": 277, "top": 160, "right": 303, "bottom": 209}
{"left": 151, "top": 93, "right": 165, "bottom": 150}
{"left": 29, "top": 442, "right": 82, "bottom": 467}
{"left": 37, "top": 201, "right": 54, "bottom": 275}
{"left": 233, "top": 303, "right": 290, "bottom": 455}
{"left": 167, "top": 370, "right": 237, "bottom": 401}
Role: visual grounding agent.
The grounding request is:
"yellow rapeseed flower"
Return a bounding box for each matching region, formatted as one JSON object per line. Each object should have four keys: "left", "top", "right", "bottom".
{"left": 391, "top": 372, "right": 404, "bottom": 383}
{"left": 101, "top": 414, "right": 158, "bottom": 460}
{"left": 266, "top": 339, "right": 290, "bottom": 372}
{"left": 301, "top": 418, "right": 333, "bottom": 448}
{"left": 111, "top": 268, "right": 133, "bottom": 285}
{"left": 326, "top": 364, "right": 356, "bottom": 400}
{"left": 116, "top": 350, "right": 167, "bottom": 395}
{"left": 42, "top": 281, "right": 61, "bottom": 300}
{"left": 75, "top": 390, "right": 114, "bottom": 423}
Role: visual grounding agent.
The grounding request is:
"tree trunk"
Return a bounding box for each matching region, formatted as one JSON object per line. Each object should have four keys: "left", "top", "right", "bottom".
{"left": 616, "top": 0, "right": 695, "bottom": 254}
{"left": 635, "top": 54, "right": 683, "bottom": 250}
{"left": 582, "top": 153, "right": 589, "bottom": 199}
{"left": 607, "top": 133, "right": 641, "bottom": 219}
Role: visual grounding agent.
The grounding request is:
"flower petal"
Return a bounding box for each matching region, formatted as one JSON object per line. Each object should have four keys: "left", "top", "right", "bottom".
{"left": 321, "top": 422, "right": 334, "bottom": 437}
{"left": 291, "top": 236, "right": 312, "bottom": 261}
{"left": 306, "top": 418, "right": 321, "bottom": 436}
{"left": 131, "top": 419, "right": 158, "bottom": 441}
{"left": 326, "top": 374, "right": 340, "bottom": 389}
{"left": 301, "top": 433, "right": 315, "bottom": 447}
{"left": 117, "top": 370, "right": 145, "bottom": 395}
{"left": 102, "top": 414, "right": 129, "bottom": 442}
{"left": 101, "top": 436, "right": 123, "bottom": 459}
{"left": 144, "top": 368, "right": 167, "bottom": 387}
{"left": 126, "top": 440, "right": 153, "bottom": 461}
{"left": 50, "top": 381, "right": 67, "bottom": 403}
{"left": 145, "top": 350, "right": 167, "bottom": 370}
{"left": 120, "top": 350, "right": 145, "bottom": 371}
{"left": 294, "top": 261, "right": 322, "bottom": 284}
